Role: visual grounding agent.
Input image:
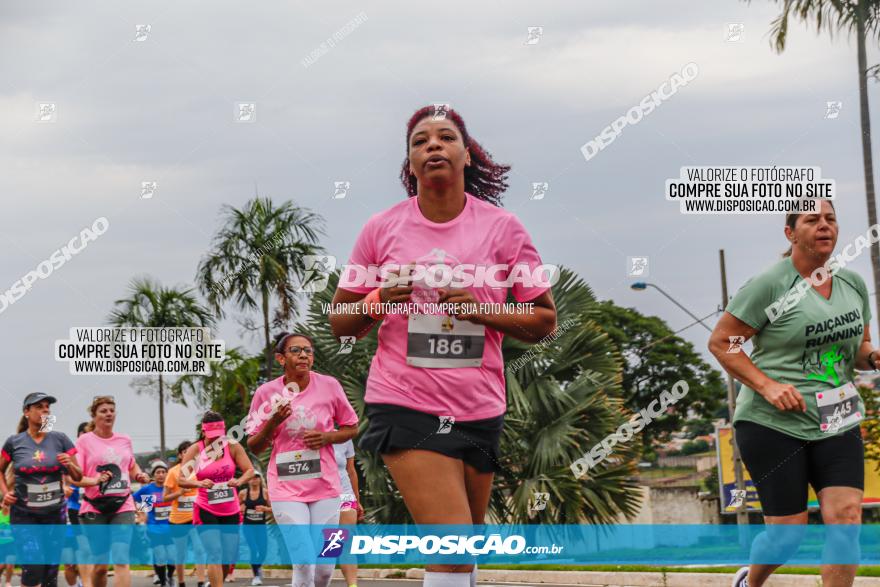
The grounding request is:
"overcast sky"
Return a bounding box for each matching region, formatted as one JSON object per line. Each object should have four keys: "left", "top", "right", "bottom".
{"left": 1, "top": 0, "right": 877, "bottom": 452}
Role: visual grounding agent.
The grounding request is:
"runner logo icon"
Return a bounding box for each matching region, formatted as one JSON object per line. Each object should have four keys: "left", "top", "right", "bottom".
{"left": 136, "top": 495, "right": 156, "bottom": 513}
{"left": 437, "top": 416, "right": 454, "bottom": 434}
{"left": 530, "top": 492, "right": 549, "bottom": 512}
{"left": 298, "top": 256, "right": 336, "bottom": 293}
{"left": 728, "top": 489, "right": 747, "bottom": 509}
{"left": 39, "top": 414, "right": 56, "bottom": 433}
{"left": 319, "top": 528, "right": 349, "bottom": 558}
{"left": 337, "top": 336, "right": 355, "bottom": 354}
{"left": 727, "top": 336, "right": 745, "bottom": 354}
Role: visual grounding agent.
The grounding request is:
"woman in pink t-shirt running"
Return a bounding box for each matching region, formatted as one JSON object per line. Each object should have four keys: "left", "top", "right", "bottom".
{"left": 330, "top": 106, "right": 558, "bottom": 587}
{"left": 75, "top": 396, "right": 151, "bottom": 587}
{"left": 179, "top": 412, "right": 254, "bottom": 587}
{"left": 246, "top": 332, "right": 358, "bottom": 587}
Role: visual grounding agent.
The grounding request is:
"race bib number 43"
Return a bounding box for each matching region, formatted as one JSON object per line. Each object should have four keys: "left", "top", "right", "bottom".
{"left": 154, "top": 505, "right": 171, "bottom": 521}
{"left": 407, "top": 314, "right": 485, "bottom": 368}
{"left": 817, "top": 382, "right": 863, "bottom": 433}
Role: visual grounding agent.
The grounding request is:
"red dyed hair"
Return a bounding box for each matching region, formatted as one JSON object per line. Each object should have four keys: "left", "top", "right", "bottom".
{"left": 400, "top": 106, "right": 510, "bottom": 206}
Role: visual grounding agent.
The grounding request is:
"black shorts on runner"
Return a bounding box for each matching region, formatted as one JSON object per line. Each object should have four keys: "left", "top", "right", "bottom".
{"left": 194, "top": 509, "right": 240, "bottom": 525}
{"left": 735, "top": 420, "right": 864, "bottom": 516}
{"left": 358, "top": 403, "right": 504, "bottom": 473}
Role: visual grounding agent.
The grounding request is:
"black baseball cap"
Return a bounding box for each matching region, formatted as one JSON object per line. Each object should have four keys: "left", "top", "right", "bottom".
{"left": 23, "top": 392, "right": 57, "bottom": 409}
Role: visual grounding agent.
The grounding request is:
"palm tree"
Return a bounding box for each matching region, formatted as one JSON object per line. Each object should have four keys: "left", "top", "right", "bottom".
{"left": 753, "top": 0, "right": 880, "bottom": 333}
{"left": 297, "top": 268, "right": 644, "bottom": 524}
{"left": 196, "top": 196, "right": 325, "bottom": 381}
{"left": 109, "top": 277, "right": 215, "bottom": 456}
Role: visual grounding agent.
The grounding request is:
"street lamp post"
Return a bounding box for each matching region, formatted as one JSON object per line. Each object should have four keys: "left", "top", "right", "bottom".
{"left": 631, "top": 278, "right": 750, "bottom": 530}
{"left": 630, "top": 282, "right": 713, "bottom": 332}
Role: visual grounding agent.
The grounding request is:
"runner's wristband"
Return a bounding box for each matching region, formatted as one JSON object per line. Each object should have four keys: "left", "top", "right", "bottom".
{"left": 364, "top": 288, "right": 384, "bottom": 320}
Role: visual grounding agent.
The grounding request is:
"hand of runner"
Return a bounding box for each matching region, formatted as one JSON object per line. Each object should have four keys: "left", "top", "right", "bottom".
{"left": 269, "top": 402, "right": 292, "bottom": 428}
{"left": 96, "top": 471, "right": 112, "bottom": 486}
{"left": 1, "top": 493, "right": 16, "bottom": 507}
{"left": 255, "top": 505, "right": 270, "bottom": 513}
{"left": 438, "top": 288, "right": 485, "bottom": 324}
{"left": 135, "top": 472, "right": 151, "bottom": 484}
{"left": 199, "top": 479, "right": 215, "bottom": 489}
{"left": 57, "top": 453, "right": 73, "bottom": 468}
{"left": 302, "top": 430, "right": 327, "bottom": 449}
{"left": 759, "top": 381, "right": 807, "bottom": 412}
{"left": 227, "top": 478, "right": 241, "bottom": 488}
{"left": 378, "top": 263, "right": 414, "bottom": 305}
{"left": 356, "top": 501, "right": 365, "bottom": 521}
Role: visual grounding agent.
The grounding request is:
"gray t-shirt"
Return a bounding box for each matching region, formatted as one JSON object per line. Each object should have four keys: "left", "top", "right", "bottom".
{"left": 2, "top": 431, "right": 75, "bottom": 514}
{"left": 333, "top": 440, "right": 355, "bottom": 496}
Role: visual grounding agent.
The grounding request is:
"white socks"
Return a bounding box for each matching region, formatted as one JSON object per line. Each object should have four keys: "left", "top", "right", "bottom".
{"left": 424, "top": 572, "right": 471, "bottom": 587}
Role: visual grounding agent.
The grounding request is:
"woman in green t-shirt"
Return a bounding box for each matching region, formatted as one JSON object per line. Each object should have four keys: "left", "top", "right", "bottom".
{"left": 710, "top": 201, "right": 879, "bottom": 587}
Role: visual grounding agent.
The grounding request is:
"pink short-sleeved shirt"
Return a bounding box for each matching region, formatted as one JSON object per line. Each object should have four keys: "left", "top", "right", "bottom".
{"left": 75, "top": 431, "right": 136, "bottom": 515}
{"left": 247, "top": 373, "right": 358, "bottom": 503}
{"left": 339, "top": 192, "right": 550, "bottom": 420}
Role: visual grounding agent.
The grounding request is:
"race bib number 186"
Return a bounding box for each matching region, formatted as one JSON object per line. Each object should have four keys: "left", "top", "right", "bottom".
{"left": 407, "top": 314, "right": 485, "bottom": 368}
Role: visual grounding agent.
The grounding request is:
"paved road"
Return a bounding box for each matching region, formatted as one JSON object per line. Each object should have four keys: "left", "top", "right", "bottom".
{"left": 126, "top": 577, "right": 541, "bottom": 587}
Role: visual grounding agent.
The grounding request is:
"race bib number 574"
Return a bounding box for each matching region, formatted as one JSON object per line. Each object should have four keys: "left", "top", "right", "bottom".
{"left": 276, "top": 450, "right": 321, "bottom": 481}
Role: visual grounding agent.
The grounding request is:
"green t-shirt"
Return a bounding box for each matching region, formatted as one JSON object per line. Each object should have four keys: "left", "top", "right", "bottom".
{"left": 727, "top": 257, "right": 871, "bottom": 440}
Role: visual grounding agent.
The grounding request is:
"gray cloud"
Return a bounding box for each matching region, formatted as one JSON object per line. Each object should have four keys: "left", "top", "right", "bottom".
{"left": 1, "top": 0, "right": 876, "bottom": 450}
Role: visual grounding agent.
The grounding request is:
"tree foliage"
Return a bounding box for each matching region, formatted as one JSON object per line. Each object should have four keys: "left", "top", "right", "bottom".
{"left": 591, "top": 301, "right": 725, "bottom": 451}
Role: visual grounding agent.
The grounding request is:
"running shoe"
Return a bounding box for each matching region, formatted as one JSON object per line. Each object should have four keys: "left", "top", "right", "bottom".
{"left": 731, "top": 566, "right": 749, "bottom": 587}
{"left": 153, "top": 575, "right": 161, "bottom": 585}
{"left": 250, "top": 577, "right": 262, "bottom": 586}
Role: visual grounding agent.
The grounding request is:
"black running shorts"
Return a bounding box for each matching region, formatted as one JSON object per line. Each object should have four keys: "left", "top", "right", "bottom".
{"left": 735, "top": 419, "right": 864, "bottom": 516}
{"left": 358, "top": 403, "right": 504, "bottom": 473}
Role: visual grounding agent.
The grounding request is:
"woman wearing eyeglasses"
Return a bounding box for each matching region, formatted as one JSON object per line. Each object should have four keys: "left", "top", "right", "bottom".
{"left": 75, "top": 395, "right": 151, "bottom": 587}
{"left": 246, "top": 332, "right": 358, "bottom": 587}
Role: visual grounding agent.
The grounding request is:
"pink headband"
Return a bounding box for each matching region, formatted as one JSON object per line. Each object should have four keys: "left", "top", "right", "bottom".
{"left": 202, "top": 421, "right": 225, "bottom": 439}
